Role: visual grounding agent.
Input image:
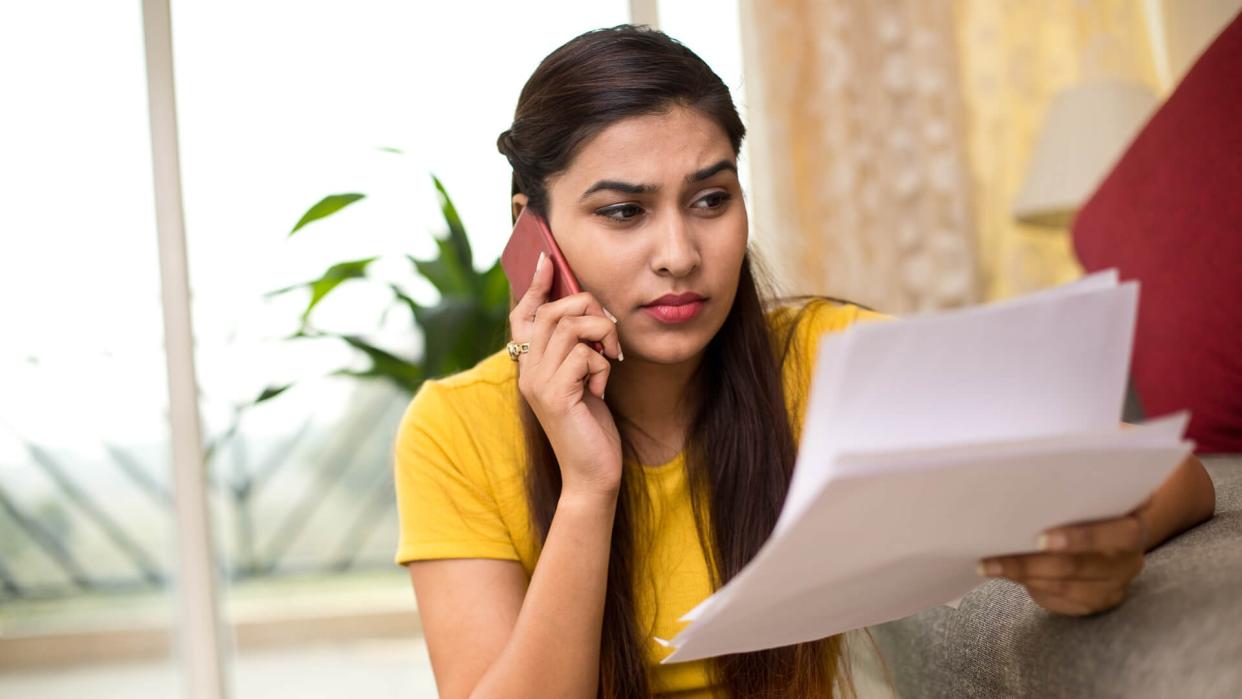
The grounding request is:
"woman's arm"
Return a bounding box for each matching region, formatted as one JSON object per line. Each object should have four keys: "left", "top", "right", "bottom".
{"left": 409, "top": 488, "right": 617, "bottom": 699}
{"left": 410, "top": 252, "right": 626, "bottom": 697}
{"left": 980, "top": 452, "right": 1216, "bottom": 615}
{"left": 1131, "top": 452, "right": 1216, "bottom": 550}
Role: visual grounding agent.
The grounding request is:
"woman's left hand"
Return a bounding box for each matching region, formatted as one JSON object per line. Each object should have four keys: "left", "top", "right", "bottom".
{"left": 977, "top": 506, "right": 1150, "bottom": 616}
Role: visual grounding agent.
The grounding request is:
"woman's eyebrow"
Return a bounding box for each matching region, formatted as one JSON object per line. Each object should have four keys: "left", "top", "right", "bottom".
{"left": 578, "top": 159, "right": 737, "bottom": 200}
{"left": 689, "top": 159, "right": 738, "bottom": 182}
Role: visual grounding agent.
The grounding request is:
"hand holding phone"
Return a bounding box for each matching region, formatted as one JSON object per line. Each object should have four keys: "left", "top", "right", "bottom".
{"left": 501, "top": 208, "right": 606, "bottom": 354}
{"left": 502, "top": 209, "right": 625, "bottom": 494}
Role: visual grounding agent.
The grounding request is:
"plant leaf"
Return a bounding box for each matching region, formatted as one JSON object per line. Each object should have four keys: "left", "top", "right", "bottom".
{"left": 480, "top": 259, "right": 512, "bottom": 312}
{"left": 289, "top": 193, "right": 365, "bottom": 236}
{"left": 255, "top": 384, "right": 293, "bottom": 404}
{"left": 336, "top": 335, "right": 423, "bottom": 393}
{"left": 264, "top": 282, "right": 304, "bottom": 298}
{"left": 390, "top": 285, "right": 421, "bottom": 318}
{"left": 432, "top": 175, "right": 472, "bottom": 273}
{"left": 411, "top": 296, "right": 481, "bottom": 376}
{"left": 409, "top": 249, "right": 470, "bottom": 296}
{"left": 299, "top": 256, "right": 379, "bottom": 323}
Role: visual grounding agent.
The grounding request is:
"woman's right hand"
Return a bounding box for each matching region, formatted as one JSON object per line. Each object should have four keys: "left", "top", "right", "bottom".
{"left": 511, "top": 252, "right": 625, "bottom": 498}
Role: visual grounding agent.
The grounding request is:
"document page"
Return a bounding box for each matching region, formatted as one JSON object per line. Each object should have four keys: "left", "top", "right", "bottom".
{"left": 660, "top": 272, "right": 1192, "bottom": 663}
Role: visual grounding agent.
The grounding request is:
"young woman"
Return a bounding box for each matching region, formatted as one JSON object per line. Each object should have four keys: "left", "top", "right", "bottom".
{"left": 393, "top": 25, "right": 1216, "bottom": 698}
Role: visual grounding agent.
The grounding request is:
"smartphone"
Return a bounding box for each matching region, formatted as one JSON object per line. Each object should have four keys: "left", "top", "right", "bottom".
{"left": 501, "top": 208, "right": 605, "bottom": 354}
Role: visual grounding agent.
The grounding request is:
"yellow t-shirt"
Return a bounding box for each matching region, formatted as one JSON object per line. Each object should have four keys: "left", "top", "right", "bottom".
{"left": 393, "top": 299, "right": 887, "bottom": 696}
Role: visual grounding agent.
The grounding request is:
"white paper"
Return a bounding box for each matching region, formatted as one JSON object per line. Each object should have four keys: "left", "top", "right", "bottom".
{"left": 779, "top": 271, "right": 1139, "bottom": 533}
{"left": 660, "top": 271, "right": 1190, "bottom": 664}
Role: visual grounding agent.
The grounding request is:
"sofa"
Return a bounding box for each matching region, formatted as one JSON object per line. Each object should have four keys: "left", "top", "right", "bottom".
{"left": 867, "top": 456, "right": 1241, "bottom": 697}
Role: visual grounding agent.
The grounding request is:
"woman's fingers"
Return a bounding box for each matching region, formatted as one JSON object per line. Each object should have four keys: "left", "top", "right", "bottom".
{"left": 981, "top": 510, "right": 1151, "bottom": 618}
{"left": 506, "top": 255, "right": 620, "bottom": 407}
{"left": 1025, "top": 585, "right": 1124, "bottom": 617}
{"left": 544, "top": 316, "right": 622, "bottom": 369}
{"left": 529, "top": 292, "right": 621, "bottom": 361}
{"left": 587, "top": 350, "right": 611, "bottom": 400}
{"left": 508, "top": 251, "right": 553, "bottom": 343}
{"left": 1026, "top": 592, "right": 1094, "bottom": 616}
{"left": 1022, "top": 577, "right": 1128, "bottom": 607}
{"left": 1037, "top": 513, "right": 1147, "bottom": 555}
{"left": 549, "top": 342, "right": 612, "bottom": 403}
{"left": 979, "top": 551, "right": 1143, "bottom": 582}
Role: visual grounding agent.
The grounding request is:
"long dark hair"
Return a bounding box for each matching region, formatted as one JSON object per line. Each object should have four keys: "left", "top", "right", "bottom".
{"left": 498, "top": 25, "right": 851, "bottom": 698}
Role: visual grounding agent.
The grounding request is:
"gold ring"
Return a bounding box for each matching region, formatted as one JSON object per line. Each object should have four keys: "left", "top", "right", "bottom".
{"left": 507, "top": 341, "right": 530, "bottom": 361}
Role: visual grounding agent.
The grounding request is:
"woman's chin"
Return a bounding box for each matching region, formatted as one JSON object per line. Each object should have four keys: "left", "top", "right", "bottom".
{"left": 623, "top": 337, "right": 710, "bottom": 366}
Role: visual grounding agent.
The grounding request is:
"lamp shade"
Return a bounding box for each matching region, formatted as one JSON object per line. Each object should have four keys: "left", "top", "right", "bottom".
{"left": 1013, "top": 80, "right": 1159, "bottom": 227}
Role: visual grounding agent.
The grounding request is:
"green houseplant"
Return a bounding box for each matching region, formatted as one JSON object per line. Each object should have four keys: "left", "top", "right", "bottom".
{"left": 195, "top": 175, "right": 513, "bottom": 576}
{"left": 207, "top": 174, "right": 510, "bottom": 463}
{"left": 269, "top": 174, "right": 511, "bottom": 396}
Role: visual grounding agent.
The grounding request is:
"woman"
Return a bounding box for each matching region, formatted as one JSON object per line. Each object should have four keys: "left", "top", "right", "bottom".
{"left": 394, "top": 25, "right": 1215, "bottom": 698}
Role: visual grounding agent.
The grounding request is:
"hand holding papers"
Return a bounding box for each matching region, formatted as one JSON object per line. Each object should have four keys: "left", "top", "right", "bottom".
{"left": 660, "top": 271, "right": 1193, "bottom": 663}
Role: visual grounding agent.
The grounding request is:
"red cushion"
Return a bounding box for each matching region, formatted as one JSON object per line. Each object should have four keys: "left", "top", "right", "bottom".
{"left": 1072, "top": 12, "right": 1242, "bottom": 453}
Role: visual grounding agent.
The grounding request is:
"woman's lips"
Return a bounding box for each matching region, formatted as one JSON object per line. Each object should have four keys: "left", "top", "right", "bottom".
{"left": 641, "top": 299, "right": 705, "bottom": 324}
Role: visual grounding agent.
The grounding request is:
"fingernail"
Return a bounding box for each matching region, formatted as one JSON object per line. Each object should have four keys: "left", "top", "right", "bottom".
{"left": 533, "top": 251, "right": 545, "bottom": 276}
{"left": 1038, "top": 533, "right": 1067, "bottom": 551}
{"left": 618, "top": 349, "right": 624, "bottom": 362}
{"left": 603, "top": 307, "right": 617, "bottom": 323}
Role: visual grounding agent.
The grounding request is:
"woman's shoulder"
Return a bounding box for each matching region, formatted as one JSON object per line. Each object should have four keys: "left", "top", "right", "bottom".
{"left": 396, "top": 347, "right": 521, "bottom": 465}
{"left": 405, "top": 346, "right": 515, "bottom": 410}
{"left": 767, "top": 297, "right": 893, "bottom": 440}
{"left": 392, "top": 347, "right": 529, "bottom": 567}
{"left": 426, "top": 346, "right": 517, "bottom": 392}
{"left": 765, "top": 296, "right": 892, "bottom": 345}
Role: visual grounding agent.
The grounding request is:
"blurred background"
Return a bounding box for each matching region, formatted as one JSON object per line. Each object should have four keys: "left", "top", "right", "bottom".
{"left": 1, "top": 0, "right": 1238, "bottom": 697}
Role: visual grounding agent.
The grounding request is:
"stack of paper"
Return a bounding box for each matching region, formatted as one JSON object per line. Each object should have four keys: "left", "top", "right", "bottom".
{"left": 659, "top": 270, "right": 1193, "bottom": 663}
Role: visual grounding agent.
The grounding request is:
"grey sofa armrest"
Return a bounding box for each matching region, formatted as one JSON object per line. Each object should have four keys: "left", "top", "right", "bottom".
{"left": 869, "top": 456, "right": 1242, "bottom": 698}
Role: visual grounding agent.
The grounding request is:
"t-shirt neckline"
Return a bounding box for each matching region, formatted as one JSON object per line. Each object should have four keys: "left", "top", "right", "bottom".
{"left": 624, "top": 450, "right": 685, "bottom": 473}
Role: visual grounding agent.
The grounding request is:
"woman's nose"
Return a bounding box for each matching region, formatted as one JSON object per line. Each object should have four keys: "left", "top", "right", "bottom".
{"left": 650, "top": 213, "right": 701, "bottom": 277}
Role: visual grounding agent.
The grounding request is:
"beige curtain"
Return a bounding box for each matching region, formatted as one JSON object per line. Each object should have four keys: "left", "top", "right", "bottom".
{"left": 740, "top": 0, "right": 1165, "bottom": 310}
{"left": 741, "top": 0, "right": 979, "bottom": 313}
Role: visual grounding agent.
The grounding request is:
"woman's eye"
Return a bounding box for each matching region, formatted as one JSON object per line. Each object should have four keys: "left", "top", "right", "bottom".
{"left": 596, "top": 204, "right": 643, "bottom": 222}
{"left": 693, "top": 191, "right": 732, "bottom": 210}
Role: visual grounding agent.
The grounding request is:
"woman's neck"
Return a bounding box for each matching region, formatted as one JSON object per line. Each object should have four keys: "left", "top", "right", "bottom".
{"left": 607, "top": 351, "right": 703, "bottom": 465}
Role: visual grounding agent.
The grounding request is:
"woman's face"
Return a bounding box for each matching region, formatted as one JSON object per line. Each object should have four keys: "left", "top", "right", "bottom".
{"left": 521, "top": 105, "right": 748, "bottom": 366}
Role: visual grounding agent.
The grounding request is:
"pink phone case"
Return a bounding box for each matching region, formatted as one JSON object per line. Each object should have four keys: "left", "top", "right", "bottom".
{"left": 501, "top": 209, "right": 605, "bottom": 354}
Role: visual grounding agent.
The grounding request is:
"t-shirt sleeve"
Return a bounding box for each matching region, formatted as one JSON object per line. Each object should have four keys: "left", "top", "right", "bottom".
{"left": 788, "top": 300, "right": 894, "bottom": 374}
{"left": 783, "top": 301, "right": 896, "bottom": 442}
{"left": 392, "top": 379, "right": 521, "bottom": 566}
{"left": 801, "top": 301, "right": 892, "bottom": 341}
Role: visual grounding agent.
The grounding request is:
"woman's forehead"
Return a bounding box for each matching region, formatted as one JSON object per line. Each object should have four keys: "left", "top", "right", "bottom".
{"left": 559, "top": 107, "right": 734, "bottom": 190}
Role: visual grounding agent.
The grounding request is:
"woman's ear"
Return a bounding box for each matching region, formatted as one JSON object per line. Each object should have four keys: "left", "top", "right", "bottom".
{"left": 511, "top": 193, "right": 529, "bottom": 222}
